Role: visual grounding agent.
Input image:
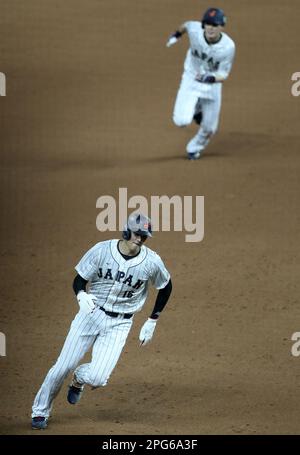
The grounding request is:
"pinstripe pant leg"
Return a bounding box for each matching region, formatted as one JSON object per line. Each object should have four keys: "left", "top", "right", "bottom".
{"left": 31, "top": 311, "right": 96, "bottom": 418}
{"left": 173, "top": 74, "right": 199, "bottom": 127}
{"left": 186, "top": 92, "right": 222, "bottom": 154}
{"left": 75, "top": 316, "right": 133, "bottom": 388}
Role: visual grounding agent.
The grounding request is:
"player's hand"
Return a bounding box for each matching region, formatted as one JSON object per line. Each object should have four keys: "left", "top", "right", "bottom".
{"left": 166, "top": 30, "right": 183, "bottom": 48}
{"left": 166, "top": 35, "right": 178, "bottom": 47}
{"left": 139, "top": 318, "right": 157, "bottom": 346}
{"left": 77, "top": 291, "right": 97, "bottom": 314}
{"left": 195, "top": 73, "right": 216, "bottom": 84}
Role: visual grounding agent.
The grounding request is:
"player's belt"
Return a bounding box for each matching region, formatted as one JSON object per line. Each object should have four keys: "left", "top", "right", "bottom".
{"left": 99, "top": 306, "right": 133, "bottom": 319}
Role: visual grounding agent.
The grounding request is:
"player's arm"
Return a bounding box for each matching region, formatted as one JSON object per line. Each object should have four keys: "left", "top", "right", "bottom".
{"left": 166, "top": 23, "right": 187, "bottom": 47}
{"left": 198, "top": 73, "right": 226, "bottom": 83}
{"left": 139, "top": 278, "right": 172, "bottom": 346}
{"left": 73, "top": 273, "right": 88, "bottom": 295}
{"left": 73, "top": 243, "right": 103, "bottom": 313}
{"left": 149, "top": 279, "right": 172, "bottom": 320}
{"left": 72, "top": 272, "right": 98, "bottom": 314}
{"left": 198, "top": 44, "right": 236, "bottom": 83}
{"left": 213, "top": 45, "right": 236, "bottom": 82}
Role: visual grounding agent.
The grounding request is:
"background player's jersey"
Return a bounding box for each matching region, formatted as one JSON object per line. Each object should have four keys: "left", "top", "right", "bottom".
{"left": 75, "top": 240, "right": 170, "bottom": 314}
{"left": 183, "top": 21, "right": 235, "bottom": 97}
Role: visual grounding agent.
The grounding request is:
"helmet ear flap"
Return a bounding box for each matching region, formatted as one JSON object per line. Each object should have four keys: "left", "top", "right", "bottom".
{"left": 122, "top": 225, "right": 131, "bottom": 240}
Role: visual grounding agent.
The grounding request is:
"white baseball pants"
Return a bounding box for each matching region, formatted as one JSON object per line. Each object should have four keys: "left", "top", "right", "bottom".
{"left": 173, "top": 73, "right": 222, "bottom": 155}
{"left": 32, "top": 308, "right": 133, "bottom": 418}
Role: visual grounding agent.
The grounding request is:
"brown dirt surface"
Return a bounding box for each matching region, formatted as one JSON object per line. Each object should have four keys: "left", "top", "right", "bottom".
{"left": 0, "top": 0, "right": 300, "bottom": 435}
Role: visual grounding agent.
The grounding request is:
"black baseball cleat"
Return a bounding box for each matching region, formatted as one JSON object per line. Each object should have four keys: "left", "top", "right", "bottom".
{"left": 187, "top": 151, "right": 201, "bottom": 160}
{"left": 67, "top": 375, "right": 85, "bottom": 404}
{"left": 193, "top": 111, "right": 203, "bottom": 125}
{"left": 67, "top": 384, "right": 84, "bottom": 404}
{"left": 31, "top": 416, "right": 48, "bottom": 430}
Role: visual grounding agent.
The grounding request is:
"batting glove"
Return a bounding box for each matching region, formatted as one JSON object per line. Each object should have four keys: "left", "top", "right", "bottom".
{"left": 196, "top": 73, "right": 216, "bottom": 84}
{"left": 139, "top": 318, "right": 157, "bottom": 346}
{"left": 77, "top": 291, "right": 97, "bottom": 314}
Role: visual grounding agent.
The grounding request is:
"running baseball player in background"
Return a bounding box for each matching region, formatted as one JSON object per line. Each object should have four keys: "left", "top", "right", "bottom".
{"left": 167, "top": 7, "right": 236, "bottom": 160}
{"left": 31, "top": 213, "right": 172, "bottom": 430}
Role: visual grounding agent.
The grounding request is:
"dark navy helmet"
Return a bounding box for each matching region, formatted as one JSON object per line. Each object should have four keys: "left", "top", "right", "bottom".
{"left": 122, "top": 213, "right": 152, "bottom": 240}
{"left": 202, "top": 7, "right": 227, "bottom": 28}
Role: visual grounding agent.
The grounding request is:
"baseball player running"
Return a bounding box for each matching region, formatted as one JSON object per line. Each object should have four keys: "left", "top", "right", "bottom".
{"left": 31, "top": 213, "right": 172, "bottom": 430}
{"left": 167, "top": 7, "right": 236, "bottom": 160}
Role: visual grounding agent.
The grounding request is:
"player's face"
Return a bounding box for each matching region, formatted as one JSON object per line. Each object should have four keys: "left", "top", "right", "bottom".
{"left": 204, "top": 23, "right": 223, "bottom": 42}
{"left": 131, "top": 232, "right": 147, "bottom": 245}
{"left": 130, "top": 232, "right": 148, "bottom": 247}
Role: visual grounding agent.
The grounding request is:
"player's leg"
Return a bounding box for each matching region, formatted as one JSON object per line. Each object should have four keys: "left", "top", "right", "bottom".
{"left": 31, "top": 311, "right": 99, "bottom": 419}
{"left": 173, "top": 74, "right": 199, "bottom": 127}
{"left": 186, "top": 90, "right": 222, "bottom": 158}
{"left": 193, "top": 98, "right": 203, "bottom": 125}
{"left": 74, "top": 315, "right": 133, "bottom": 388}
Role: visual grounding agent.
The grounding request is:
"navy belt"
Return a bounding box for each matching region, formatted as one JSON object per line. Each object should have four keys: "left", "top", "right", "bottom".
{"left": 99, "top": 306, "right": 133, "bottom": 319}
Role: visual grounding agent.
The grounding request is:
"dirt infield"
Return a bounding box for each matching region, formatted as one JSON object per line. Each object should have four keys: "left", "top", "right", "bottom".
{"left": 1, "top": 0, "right": 300, "bottom": 435}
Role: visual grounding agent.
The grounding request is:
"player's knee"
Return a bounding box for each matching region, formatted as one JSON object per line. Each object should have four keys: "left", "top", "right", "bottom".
{"left": 173, "top": 113, "right": 190, "bottom": 128}
{"left": 89, "top": 373, "right": 108, "bottom": 388}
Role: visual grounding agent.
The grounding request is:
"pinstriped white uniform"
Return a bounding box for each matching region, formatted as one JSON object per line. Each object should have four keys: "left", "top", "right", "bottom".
{"left": 75, "top": 240, "right": 170, "bottom": 313}
{"left": 173, "top": 21, "right": 235, "bottom": 154}
{"left": 32, "top": 240, "right": 170, "bottom": 418}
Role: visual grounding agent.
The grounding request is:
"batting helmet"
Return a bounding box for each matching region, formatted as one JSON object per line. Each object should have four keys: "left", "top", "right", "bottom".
{"left": 201, "top": 7, "right": 227, "bottom": 28}
{"left": 122, "top": 213, "right": 152, "bottom": 241}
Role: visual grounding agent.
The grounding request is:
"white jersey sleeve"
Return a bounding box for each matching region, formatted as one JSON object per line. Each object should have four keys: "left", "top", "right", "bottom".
{"left": 75, "top": 242, "right": 102, "bottom": 281}
{"left": 149, "top": 253, "right": 171, "bottom": 290}
{"left": 184, "top": 21, "right": 203, "bottom": 49}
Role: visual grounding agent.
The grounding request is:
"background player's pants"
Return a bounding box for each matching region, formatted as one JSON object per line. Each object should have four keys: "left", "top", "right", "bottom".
{"left": 32, "top": 308, "right": 133, "bottom": 418}
{"left": 173, "top": 73, "right": 222, "bottom": 155}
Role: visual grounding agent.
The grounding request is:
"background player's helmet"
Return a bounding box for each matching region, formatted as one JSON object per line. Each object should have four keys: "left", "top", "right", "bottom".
{"left": 201, "top": 7, "right": 227, "bottom": 28}
{"left": 122, "top": 212, "right": 152, "bottom": 241}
